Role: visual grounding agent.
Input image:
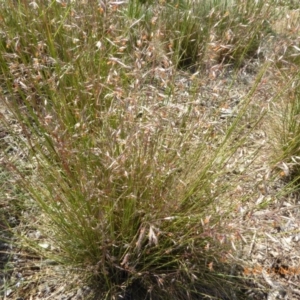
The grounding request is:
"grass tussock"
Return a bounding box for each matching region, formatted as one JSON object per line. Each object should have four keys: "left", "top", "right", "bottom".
{"left": 0, "top": 0, "right": 295, "bottom": 299}
{"left": 270, "top": 76, "right": 300, "bottom": 184}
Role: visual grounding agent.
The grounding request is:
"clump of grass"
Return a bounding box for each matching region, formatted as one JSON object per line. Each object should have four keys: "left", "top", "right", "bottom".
{"left": 266, "top": 9, "right": 300, "bottom": 183}
{"left": 0, "top": 0, "right": 273, "bottom": 299}
{"left": 270, "top": 77, "right": 300, "bottom": 184}
{"left": 159, "top": 0, "right": 277, "bottom": 70}
{"left": 106, "top": 0, "right": 278, "bottom": 74}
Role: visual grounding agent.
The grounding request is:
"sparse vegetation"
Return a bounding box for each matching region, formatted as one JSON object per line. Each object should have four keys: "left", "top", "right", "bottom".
{"left": 1, "top": 0, "right": 300, "bottom": 299}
